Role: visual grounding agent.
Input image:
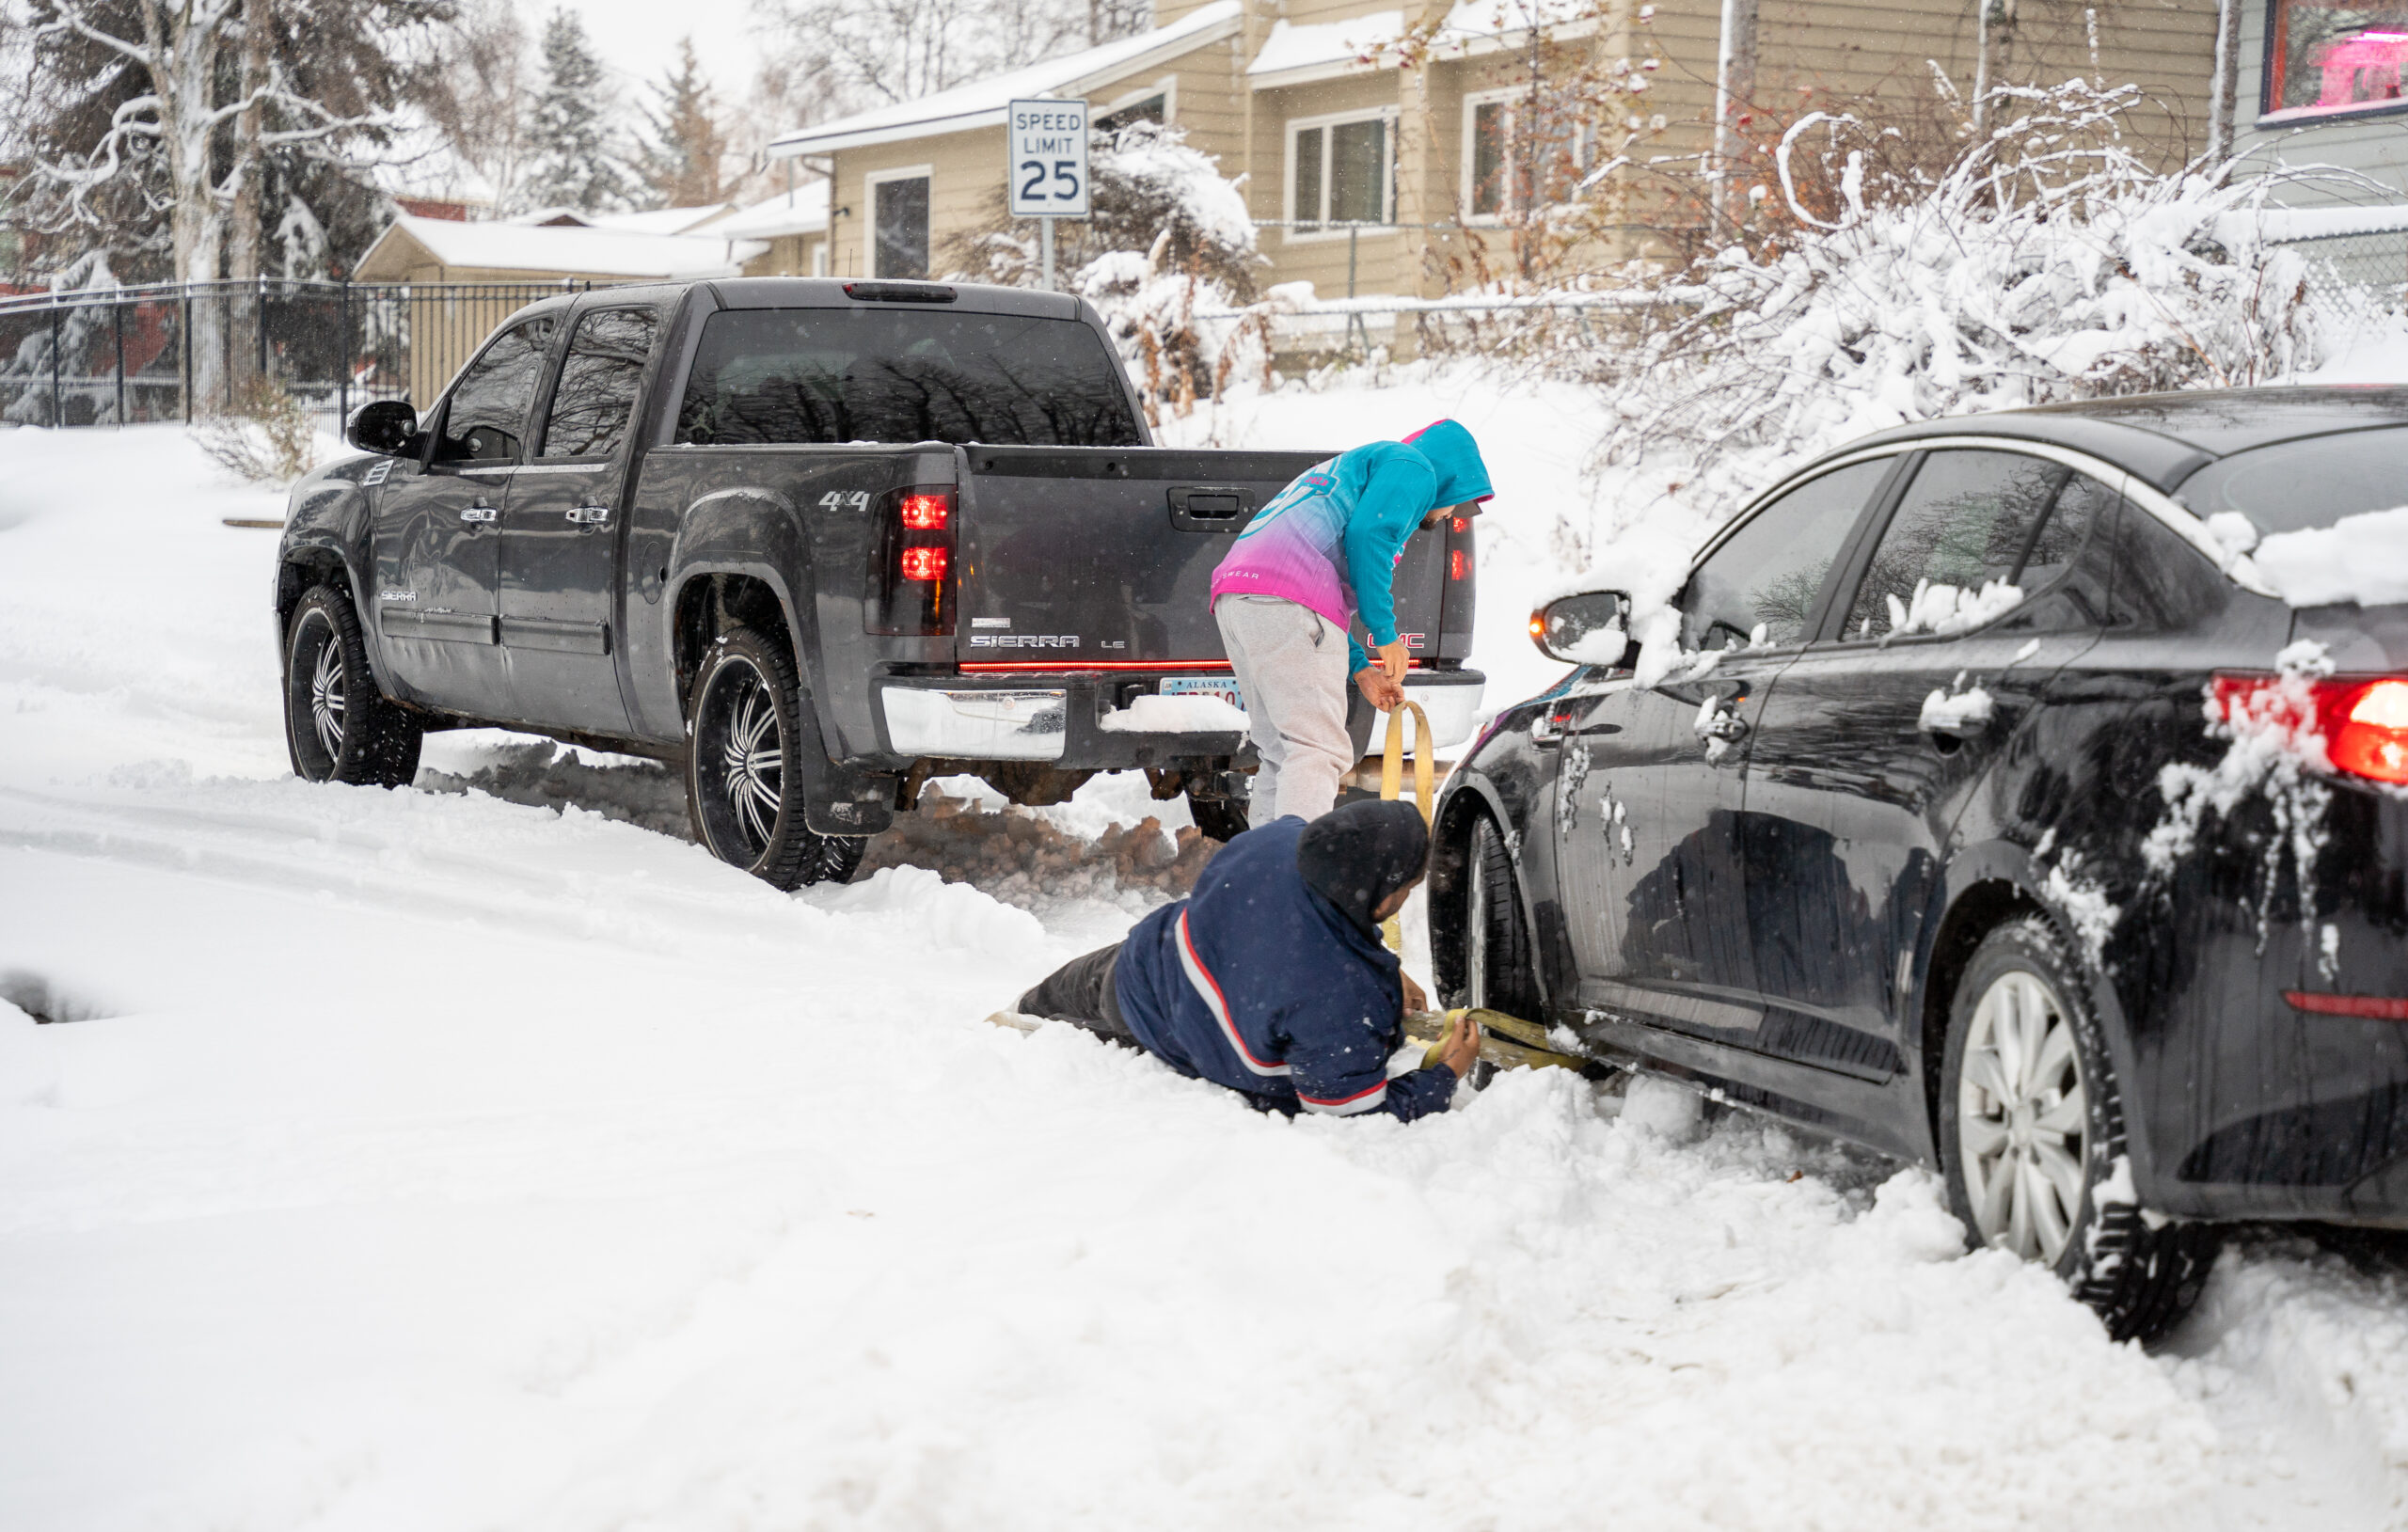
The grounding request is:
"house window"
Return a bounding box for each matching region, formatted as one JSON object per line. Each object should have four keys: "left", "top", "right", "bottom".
{"left": 811, "top": 241, "right": 829, "bottom": 277}
{"left": 1099, "top": 80, "right": 1171, "bottom": 131}
{"left": 867, "top": 167, "right": 931, "bottom": 279}
{"left": 1290, "top": 111, "right": 1392, "bottom": 229}
{"left": 2265, "top": 0, "right": 2408, "bottom": 118}
{"left": 1464, "top": 88, "right": 1593, "bottom": 219}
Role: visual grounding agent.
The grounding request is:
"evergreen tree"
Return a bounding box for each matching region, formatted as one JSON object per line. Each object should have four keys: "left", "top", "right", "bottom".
{"left": 522, "top": 8, "right": 640, "bottom": 213}
{"left": 641, "top": 39, "right": 726, "bottom": 209}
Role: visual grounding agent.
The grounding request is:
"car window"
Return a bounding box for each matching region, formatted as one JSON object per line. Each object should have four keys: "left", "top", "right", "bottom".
{"left": 541, "top": 308, "right": 658, "bottom": 459}
{"left": 1681, "top": 458, "right": 1892, "bottom": 652}
{"left": 1842, "top": 450, "right": 2067, "bottom": 640}
{"left": 673, "top": 307, "right": 1143, "bottom": 448}
{"left": 436, "top": 317, "right": 555, "bottom": 465}
{"left": 2174, "top": 425, "right": 2408, "bottom": 535}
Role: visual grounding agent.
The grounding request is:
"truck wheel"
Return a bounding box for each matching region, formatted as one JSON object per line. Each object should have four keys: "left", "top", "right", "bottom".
{"left": 1939, "top": 916, "right": 2217, "bottom": 1344}
{"left": 283, "top": 583, "right": 422, "bottom": 788}
{"left": 1465, "top": 813, "right": 1543, "bottom": 1020}
{"left": 1186, "top": 790, "right": 1249, "bottom": 844}
{"left": 685, "top": 626, "right": 864, "bottom": 890}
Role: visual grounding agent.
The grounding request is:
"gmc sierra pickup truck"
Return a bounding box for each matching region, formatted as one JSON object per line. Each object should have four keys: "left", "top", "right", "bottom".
{"left": 276, "top": 276, "right": 1485, "bottom": 886}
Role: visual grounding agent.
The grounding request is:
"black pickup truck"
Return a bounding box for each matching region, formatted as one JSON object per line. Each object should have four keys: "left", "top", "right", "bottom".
{"left": 276, "top": 276, "right": 1486, "bottom": 885}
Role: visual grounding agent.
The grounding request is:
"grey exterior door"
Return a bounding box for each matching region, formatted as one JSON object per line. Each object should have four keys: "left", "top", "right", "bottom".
{"left": 372, "top": 314, "right": 557, "bottom": 719}
{"left": 496, "top": 307, "right": 660, "bottom": 734}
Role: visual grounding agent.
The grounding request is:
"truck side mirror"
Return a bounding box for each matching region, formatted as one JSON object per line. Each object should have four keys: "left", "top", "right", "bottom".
{"left": 1531, "top": 591, "right": 1637, "bottom": 668}
{"left": 346, "top": 400, "right": 417, "bottom": 456}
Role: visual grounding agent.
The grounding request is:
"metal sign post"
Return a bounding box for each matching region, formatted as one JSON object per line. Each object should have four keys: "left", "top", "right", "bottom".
{"left": 1006, "top": 98, "right": 1090, "bottom": 292}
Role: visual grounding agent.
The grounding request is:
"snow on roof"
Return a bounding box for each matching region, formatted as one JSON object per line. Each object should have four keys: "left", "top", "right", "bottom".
{"left": 700, "top": 182, "right": 832, "bottom": 240}
{"left": 358, "top": 214, "right": 768, "bottom": 280}
{"left": 583, "top": 205, "right": 738, "bottom": 235}
{"left": 1248, "top": 0, "right": 1590, "bottom": 85}
{"left": 768, "top": 0, "right": 1244, "bottom": 156}
{"left": 2211, "top": 202, "right": 2408, "bottom": 245}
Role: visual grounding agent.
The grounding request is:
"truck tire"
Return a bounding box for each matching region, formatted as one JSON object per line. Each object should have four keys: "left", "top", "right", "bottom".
{"left": 283, "top": 583, "right": 422, "bottom": 788}
{"left": 1465, "top": 813, "right": 1544, "bottom": 1020}
{"left": 685, "top": 626, "right": 865, "bottom": 890}
{"left": 1938, "top": 916, "right": 2217, "bottom": 1344}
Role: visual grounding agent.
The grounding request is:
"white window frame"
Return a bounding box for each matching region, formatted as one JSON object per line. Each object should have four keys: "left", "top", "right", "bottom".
{"left": 810, "top": 239, "right": 829, "bottom": 277}
{"left": 863, "top": 164, "right": 934, "bottom": 279}
{"left": 1461, "top": 87, "right": 1592, "bottom": 222}
{"left": 1101, "top": 74, "right": 1178, "bottom": 127}
{"left": 1283, "top": 107, "right": 1398, "bottom": 242}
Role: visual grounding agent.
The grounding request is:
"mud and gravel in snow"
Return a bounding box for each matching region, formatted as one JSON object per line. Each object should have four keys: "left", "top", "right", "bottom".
{"left": 6, "top": 399, "right": 2408, "bottom": 1531}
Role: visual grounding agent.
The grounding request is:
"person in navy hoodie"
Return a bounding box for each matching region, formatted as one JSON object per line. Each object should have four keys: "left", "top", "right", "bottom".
{"left": 1011, "top": 800, "right": 1481, "bottom": 1119}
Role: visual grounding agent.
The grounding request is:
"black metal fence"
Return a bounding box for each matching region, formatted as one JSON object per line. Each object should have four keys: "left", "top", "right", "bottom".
{"left": 0, "top": 278, "right": 594, "bottom": 430}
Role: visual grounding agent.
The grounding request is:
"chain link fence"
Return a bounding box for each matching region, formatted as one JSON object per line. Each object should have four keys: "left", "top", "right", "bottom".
{"left": 0, "top": 279, "right": 590, "bottom": 430}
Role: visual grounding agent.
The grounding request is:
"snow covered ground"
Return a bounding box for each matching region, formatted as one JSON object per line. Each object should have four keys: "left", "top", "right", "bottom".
{"left": 7, "top": 398, "right": 2408, "bottom": 1530}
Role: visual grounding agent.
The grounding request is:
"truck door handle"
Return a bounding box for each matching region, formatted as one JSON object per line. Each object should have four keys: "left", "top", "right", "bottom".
{"left": 460, "top": 504, "right": 497, "bottom": 524}
{"left": 565, "top": 505, "right": 611, "bottom": 527}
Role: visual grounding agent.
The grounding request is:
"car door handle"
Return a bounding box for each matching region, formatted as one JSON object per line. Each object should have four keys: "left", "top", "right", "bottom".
{"left": 460, "top": 504, "right": 497, "bottom": 524}
{"left": 565, "top": 505, "right": 611, "bottom": 527}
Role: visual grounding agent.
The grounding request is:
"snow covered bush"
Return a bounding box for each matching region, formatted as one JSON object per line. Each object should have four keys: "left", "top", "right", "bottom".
{"left": 943, "top": 122, "right": 1272, "bottom": 424}
{"left": 192, "top": 376, "right": 320, "bottom": 486}
{"left": 1580, "top": 81, "right": 2342, "bottom": 524}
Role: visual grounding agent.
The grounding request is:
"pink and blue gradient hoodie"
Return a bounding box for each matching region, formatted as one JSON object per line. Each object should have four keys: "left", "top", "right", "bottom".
{"left": 1209, "top": 419, "right": 1494, "bottom": 674}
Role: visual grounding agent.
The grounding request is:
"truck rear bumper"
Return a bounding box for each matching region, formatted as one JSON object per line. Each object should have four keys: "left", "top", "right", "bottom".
{"left": 874, "top": 670, "right": 1485, "bottom": 768}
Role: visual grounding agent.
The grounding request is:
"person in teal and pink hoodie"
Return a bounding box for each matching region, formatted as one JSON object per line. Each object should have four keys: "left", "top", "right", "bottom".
{"left": 1210, "top": 419, "right": 1494, "bottom": 824}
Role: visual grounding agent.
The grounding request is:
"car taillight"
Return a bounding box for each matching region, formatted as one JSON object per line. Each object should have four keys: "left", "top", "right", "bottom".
{"left": 2213, "top": 671, "right": 2408, "bottom": 786}
{"left": 869, "top": 484, "right": 956, "bottom": 636}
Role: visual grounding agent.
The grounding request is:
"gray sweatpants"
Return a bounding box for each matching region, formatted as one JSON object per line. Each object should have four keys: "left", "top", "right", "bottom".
{"left": 1214, "top": 593, "right": 1355, "bottom": 823}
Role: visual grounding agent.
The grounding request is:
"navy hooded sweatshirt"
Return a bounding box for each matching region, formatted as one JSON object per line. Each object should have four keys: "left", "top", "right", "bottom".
{"left": 1111, "top": 816, "right": 1456, "bottom": 1120}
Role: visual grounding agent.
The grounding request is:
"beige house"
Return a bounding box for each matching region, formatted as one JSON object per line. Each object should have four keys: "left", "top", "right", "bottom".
{"left": 768, "top": 0, "right": 2226, "bottom": 304}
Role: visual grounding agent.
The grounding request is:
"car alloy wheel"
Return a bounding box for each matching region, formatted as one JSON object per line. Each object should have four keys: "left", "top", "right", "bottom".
{"left": 307, "top": 619, "right": 347, "bottom": 764}
{"left": 1956, "top": 967, "right": 2089, "bottom": 1264}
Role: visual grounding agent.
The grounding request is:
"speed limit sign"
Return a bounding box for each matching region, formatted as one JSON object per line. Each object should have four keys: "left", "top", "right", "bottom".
{"left": 1007, "top": 99, "right": 1090, "bottom": 218}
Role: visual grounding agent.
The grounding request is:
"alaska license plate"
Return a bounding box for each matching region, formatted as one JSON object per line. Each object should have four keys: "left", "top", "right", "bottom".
{"left": 1161, "top": 675, "right": 1246, "bottom": 712}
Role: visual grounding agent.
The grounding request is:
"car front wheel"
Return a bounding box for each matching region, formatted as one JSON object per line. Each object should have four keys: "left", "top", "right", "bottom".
{"left": 283, "top": 583, "right": 422, "bottom": 788}
{"left": 1938, "top": 915, "right": 2216, "bottom": 1343}
{"left": 684, "top": 626, "right": 864, "bottom": 890}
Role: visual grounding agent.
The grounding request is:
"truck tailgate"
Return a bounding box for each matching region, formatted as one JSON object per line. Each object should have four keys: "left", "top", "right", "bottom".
{"left": 955, "top": 447, "right": 1451, "bottom": 669}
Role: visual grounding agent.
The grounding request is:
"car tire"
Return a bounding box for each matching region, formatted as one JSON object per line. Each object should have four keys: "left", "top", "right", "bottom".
{"left": 684, "top": 626, "right": 865, "bottom": 890}
{"left": 283, "top": 583, "right": 423, "bottom": 788}
{"left": 1938, "top": 915, "right": 2217, "bottom": 1344}
{"left": 1465, "top": 812, "right": 1544, "bottom": 1022}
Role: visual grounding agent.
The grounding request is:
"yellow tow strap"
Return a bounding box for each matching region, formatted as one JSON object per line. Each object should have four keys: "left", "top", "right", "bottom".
{"left": 1376, "top": 699, "right": 1434, "bottom": 956}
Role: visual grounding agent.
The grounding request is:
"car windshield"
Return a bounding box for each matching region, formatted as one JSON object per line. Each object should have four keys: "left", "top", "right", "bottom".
{"left": 674, "top": 307, "right": 1143, "bottom": 448}
{"left": 2176, "top": 425, "right": 2408, "bottom": 535}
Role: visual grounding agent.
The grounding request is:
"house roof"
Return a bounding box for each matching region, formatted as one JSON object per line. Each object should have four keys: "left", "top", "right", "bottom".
{"left": 509, "top": 205, "right": 737, "bottom": 234}
{"left": 700, "top": 181, "right": 833, "bottom": 239}
{"left": 1247, "top": 0, "right": 1592, "bottom": 87}
{"left": 767, "top": 0, "right": 1243, "bottom": 156}
{"left": 355, "top": 214, "right": 768, "bottom": 281}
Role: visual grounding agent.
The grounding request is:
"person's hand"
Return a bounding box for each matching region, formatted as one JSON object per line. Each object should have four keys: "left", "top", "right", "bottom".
{"left": 1355, "top": 666, "right": 1404, "bottom": 712}
{"left": 1435, "top": 1011, "right": 1482, "bottom": 1078}
{"left": 1401, "top": 970, "right": 1429, "bottom": 1013}
{"left": 1377, "top": 639, "right": 1412, "bottom": 684}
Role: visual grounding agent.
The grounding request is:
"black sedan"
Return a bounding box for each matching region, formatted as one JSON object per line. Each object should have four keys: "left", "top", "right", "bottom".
{"left": 1429, "top": 387, "right": 2408, "bottom": 1341}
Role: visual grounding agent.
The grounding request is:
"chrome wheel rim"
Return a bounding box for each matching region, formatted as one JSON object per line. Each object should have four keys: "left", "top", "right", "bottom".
{"left": 1958, "top": 969, "right": 2090, "bottom": 1265}
{"left": 309, "top": 625, "right": 346, "bottom": 762}
{"left": 695, "top": 656, "right": 784, "bottom": 863}
{"left": 1466, "top": 823, "right": 1494, "bottom": 1009}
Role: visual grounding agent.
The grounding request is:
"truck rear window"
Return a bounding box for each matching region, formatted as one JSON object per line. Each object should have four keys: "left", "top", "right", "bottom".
{"left": 673, "top": 308, "right": 1143, "bottom": 448}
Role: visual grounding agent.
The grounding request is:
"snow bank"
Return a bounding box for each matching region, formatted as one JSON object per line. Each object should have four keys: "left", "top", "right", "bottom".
{"left": 1098, "top": 693, "right": 1250, "bottom": 733}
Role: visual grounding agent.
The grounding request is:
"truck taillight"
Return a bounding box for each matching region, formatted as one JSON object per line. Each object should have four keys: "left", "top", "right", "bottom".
{"left": 869, "top": 484, "right": 956, "bottom": 636}
{"left": 2213, "top": 672, "right": 2408, "bottom": 786}
{"left": 1450, "top": 548, "right": 1467, "bottom": 581}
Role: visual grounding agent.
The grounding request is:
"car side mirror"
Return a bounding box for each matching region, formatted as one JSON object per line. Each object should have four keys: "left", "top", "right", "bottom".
{"left": 346, "top": 400, "right": 417, "bottom": 456}
{"left": 1531, "top": 590, "right": 1638, "bottom": 668}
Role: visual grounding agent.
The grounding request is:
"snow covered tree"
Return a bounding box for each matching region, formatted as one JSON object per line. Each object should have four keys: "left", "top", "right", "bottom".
{"left": 641, "top": 39, "right": 727, "bottom": 209}
{"left": 522, "top": 8, "right": 641, "bottom": 214}
{"left": 752, "top": 0, "right": 1119, "bottom": 112}
{"left": 424, "top": 0, "right": 535, "bottom": 215}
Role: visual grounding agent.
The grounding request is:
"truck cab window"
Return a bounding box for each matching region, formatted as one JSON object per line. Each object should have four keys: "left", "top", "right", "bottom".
{"left": 436, "top": 317, "right": 553, "bottom": 465}
{"left": 1682, "top": 458, "right": 1891, "bottom": 652}
{"left": 541, "top": 308, "right": 658, "bottom": 459}
{"left": 675, "top": 308, "right": 1143, "bottom": 448}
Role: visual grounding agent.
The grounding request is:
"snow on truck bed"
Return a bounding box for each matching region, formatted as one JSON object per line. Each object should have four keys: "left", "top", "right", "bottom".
{"left": 5, "top": 411, "right": 2408, "bottom": 1530}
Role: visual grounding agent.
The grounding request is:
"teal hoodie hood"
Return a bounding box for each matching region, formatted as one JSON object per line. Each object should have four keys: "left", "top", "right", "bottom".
{"left": 1402, "top": 419, "right": 1494, "bottom": 508}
